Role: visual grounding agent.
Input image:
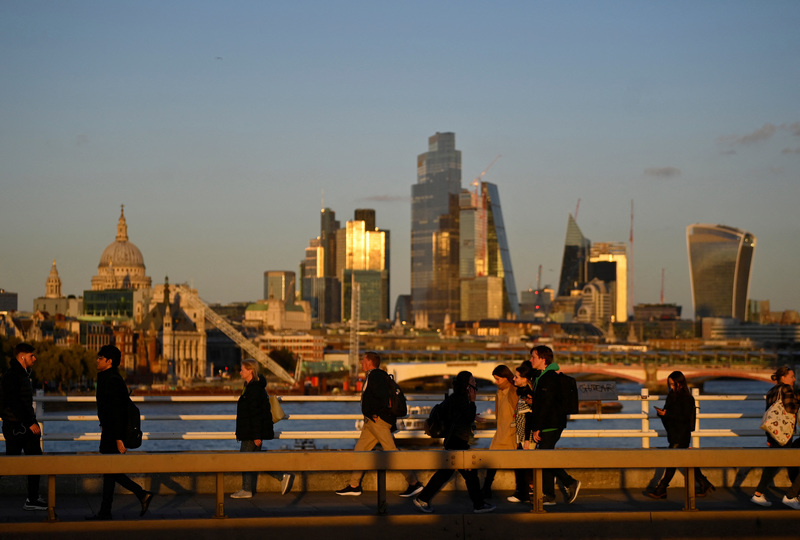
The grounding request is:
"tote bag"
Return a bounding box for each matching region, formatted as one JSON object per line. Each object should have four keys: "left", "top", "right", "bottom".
{"left": 269, "top": 394, "right": 287, "bottom": 423}
{"left": 760, "top": 398, "right": 795, "bottom": 446}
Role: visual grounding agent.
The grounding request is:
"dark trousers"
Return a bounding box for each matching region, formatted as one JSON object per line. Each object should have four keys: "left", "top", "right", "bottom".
{"left": 658, "top": 442, "right": 709, "bottom": 487}
{"left": 3, "top": 422, "right": 42, "bottom": 501}
{"left": 99, "top": 437, "right": 145, "bottom": 515}
{"left": 418, "top": 467, "right": 485, "bottom": 509}
{"left": 512, "top": 443, "right": 532, "bottom": 497}
{"left": 538, "top": 430, "right": 576, "bottom": 498}
{"left": 756, "top": 436, "right": 798, "bottom": 494}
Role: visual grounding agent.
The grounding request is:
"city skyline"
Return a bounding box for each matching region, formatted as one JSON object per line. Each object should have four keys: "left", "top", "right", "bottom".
{"left": 2, "top": 2, "right": 799, "bottom": 318}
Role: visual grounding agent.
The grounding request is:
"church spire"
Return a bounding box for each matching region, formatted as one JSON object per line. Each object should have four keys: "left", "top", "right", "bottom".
{"left": 46, "top": 259, "right": 62, "bottom": 298}
{"left": 116, "top": 204, "right": 128, "bottom": 242}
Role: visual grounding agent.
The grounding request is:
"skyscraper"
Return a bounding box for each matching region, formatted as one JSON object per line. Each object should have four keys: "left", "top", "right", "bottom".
{"left": 686, "top": 224, "right": 756, "bottom": 320}
{"left": 459, "top": 181, "right": 520, "bottom": 320}
{"left": 264, "top": 271, "right": 296, "bottom": 304}
{"left": 411, "top": 132, "right": 462, "bottom": 328}
{"left": 336, "top": 213, "right": 390, "bottom": 322}
{"left": 557, "top": 214, "right": 590, "bottom": 297}
{"left": 587, "top": 242, "right": 628, "bottom": 323}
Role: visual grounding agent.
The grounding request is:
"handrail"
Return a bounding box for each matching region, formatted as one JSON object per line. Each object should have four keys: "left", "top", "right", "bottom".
{"left": 3, "top": 448, "right": 799, "bottom": 520}
{"left": 1, "top": 390, "right": 772, "bottom": 449}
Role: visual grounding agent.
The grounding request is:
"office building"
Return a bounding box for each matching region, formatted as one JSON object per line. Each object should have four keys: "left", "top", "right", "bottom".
{"left": 264, "top": 271, "right": 296, "bottom": 304}
{"left": 459, "top": 181, "right": 520, "bottom": 320}
{"left": 557, "top": 214, "right": 591, "bottom": 297}
{"left": 411, "top": 132, "right": 462, "bottom": 328}
{"left": 687, "top": 224, "right": 756, "bottom": 320}
{"left": 587, "top": 242, "right": 628, "bottom": 323}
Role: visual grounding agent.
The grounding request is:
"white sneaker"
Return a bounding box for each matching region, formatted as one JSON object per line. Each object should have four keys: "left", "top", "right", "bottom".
{"left": 230, "top": 490, "right": 253, "bottom": 499}
{"left": 750, "top": 493, "right": 772, "bottom": 507}
{"left": 281, "top": 473, "right": 294, "bottom": 495}
{"left": 782, "top": 495, "right": 800, "bottom": 510}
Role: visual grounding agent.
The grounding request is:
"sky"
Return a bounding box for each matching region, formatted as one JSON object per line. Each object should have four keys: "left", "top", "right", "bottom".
{"left": 2, "top": 1, "right": 799, "bottom": 319}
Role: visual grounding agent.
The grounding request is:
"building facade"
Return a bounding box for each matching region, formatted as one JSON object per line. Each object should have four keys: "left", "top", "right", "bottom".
{"left": 411, "top": 132, "right": 462, "bottom": 329}
{"left": 686, "top": 224, "right": 756, "bottom": 320}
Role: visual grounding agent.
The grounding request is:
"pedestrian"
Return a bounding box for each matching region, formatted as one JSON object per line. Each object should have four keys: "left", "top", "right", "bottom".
{"left": 529, "top": 345, "right": 581, "bottom": 506}
{"left": 507, "top": 360, "right": 535, "bottom": 504}
{"left": 645, "top": 370, "right": 714, "bottom": 499}
{"left": 230, "top": 358, "right": 294, "bottom": 498}
{"left": 481, "top": 364, "right": 518, "bottom": 499}
{"left": 751, "top": 365, "right": 799, "bottom": 507}
{"left": 336, "top": 351, "right": 423, "bottom": 497}
{"left": 85, "top": 345, "right": 153, "bottom": 520}
{"left": 1, "top": 342, "right": 47, "bottom": 511}
{"left": 413, "top": 371, "right": 495, "bottom": 514}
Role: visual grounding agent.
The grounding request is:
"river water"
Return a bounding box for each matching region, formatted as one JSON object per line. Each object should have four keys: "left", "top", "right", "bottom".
{"left": 7, "top": 378, "right": 782, "bottom": 455}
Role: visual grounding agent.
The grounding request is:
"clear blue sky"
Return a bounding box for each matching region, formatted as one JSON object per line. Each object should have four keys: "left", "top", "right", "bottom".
{"left": 2, "top": 1, "right": 799, "bottom": 318}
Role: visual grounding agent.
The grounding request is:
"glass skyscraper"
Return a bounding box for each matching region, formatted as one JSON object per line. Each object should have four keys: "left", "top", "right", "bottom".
{"left": 411, "top": 132, "right": 462, "bottom": 329}
{"left": 686, "top": 224, "right": 756, "bottom": 320}
{"left": 557, "top": 214, "right": 591, "bottom": 297}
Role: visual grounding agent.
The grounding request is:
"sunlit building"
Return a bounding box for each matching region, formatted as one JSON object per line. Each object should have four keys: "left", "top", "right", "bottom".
{"left": 557, "top": 214, "right": 590, "bottom": 297}
{"left": 686, "top": 224, "right": 756, "bottom": 320}
{"left": 587, "top": 242, "right": 628, "bottom": 323}
{"left": 411, "top": 132, "right": 462, "bottom": 328}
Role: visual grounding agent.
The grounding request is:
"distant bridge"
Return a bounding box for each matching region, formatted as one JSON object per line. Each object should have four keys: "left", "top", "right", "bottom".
{"left": 385, "top": 357, "right": 777, "bottom": 391}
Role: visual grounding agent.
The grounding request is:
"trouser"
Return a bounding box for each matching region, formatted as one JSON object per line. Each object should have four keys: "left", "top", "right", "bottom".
{"left": 239, "top": 440, "right": 285, "bottom": 492}
{"left": 658, "top": 442, "right": 709, "bottom": 487}
{"left": 538, "top": 430, "right": 576, "bottom": 498}
{"left": 418, "top": 467, "right": 485, "bottom": 509}
{"left": 512, "top": 443, "right": 532, "bottom": 497}
{"left": 349, "top": 417, "right": 418, "bottom": 487}
{"left": 756, "top": 436, "right": 796, "bottom": 494}
{"left": 3, "top": 422, "right": 42, "bottom": 501}
{"left": 99, "top": 438, "right": 145, "bottom": 515}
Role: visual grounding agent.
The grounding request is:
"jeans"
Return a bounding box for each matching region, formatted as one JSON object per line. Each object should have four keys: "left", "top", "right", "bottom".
{"left": 99, "top": 435, "right": 146, "bottom": 515}
{"left": 240, "top": 439, "right": 261, "bottom": 493}
{"left": 418, "top": 467, "right": 485, "bottom": 509}
{"left": 756, "top": 435, "right": 796, "bottom": 494}
{"left": 3, "top": 422, "right": 42, "bottom": 501}
{"left": 658, "top": 442, "right": 709, "bottom": 487}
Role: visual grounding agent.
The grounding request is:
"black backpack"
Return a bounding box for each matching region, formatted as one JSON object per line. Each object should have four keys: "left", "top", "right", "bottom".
{"left": 424, "top": 402, "right": 447, "bottom": 438}
{"left": 125, "top": 396, "right": 143, "bottom": 449}
{"left": 387, "top": 374, "right": 408, "bottom": 419}
{"left": 558, "top": 372, "right": 580, "bottom": 417}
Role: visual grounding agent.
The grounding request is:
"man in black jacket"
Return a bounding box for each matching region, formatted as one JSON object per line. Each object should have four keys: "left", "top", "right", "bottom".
{"left": 1, "top": 342, "right": 46, "bottom": 511}
{"left": 530, "top": 345, "right": 581, "bottom": 506}
{"left": 335, "top": 351, "right": 422, "bottom": 497}
{"left": 85, "top": 345, "right": 153, "bottom": 520}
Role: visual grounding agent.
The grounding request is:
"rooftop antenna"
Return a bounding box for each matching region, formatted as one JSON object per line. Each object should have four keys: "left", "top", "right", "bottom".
{"left": 574, "top": 198, "right": 581, "bottom": 220}
{"left": 321, "top": 188, "right": 325, "bottom": 210}
{"left": 660, "top": 268, "right": 665, "bottom": 304}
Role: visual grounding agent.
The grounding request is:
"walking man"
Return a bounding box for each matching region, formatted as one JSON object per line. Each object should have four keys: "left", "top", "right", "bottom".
{"left": 529, "top": 345, "right": 581, "bottom": 506}
{"left": 85, "top": 345, "right": 153, "bottom": 520}
{"left": 1, "top": 343, "right": 47, "bottom": 511}
{"left": 335, "top": 351, "right": 423, "bottom": 497}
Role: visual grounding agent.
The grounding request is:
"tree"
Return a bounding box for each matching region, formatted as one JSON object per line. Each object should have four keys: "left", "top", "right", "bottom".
{"left": 268, "top": 348, "right": 298, "bottom": 374}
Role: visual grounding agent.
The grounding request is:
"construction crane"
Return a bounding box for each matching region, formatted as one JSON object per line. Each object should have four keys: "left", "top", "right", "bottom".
{"left": 175, "top": 285, "right": 296, "bottom": 384}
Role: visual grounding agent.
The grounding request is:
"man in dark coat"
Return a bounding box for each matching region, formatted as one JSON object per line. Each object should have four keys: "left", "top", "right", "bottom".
{"left": 85, "top": 345, "right": 153, "bottom": 520}
{"left": 1, "top": 342, "right": 46, "bottom": 511}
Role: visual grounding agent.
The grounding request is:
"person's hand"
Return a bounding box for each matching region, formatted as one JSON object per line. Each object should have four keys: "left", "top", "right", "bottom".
{"left": 655, "top": 407, "right": 665, "bottom": 417}
{"left": 533, "top": 430, "right": 541, "bottom": 443}
{"left": 255, "top": 439, "right": 262, "bottom": 447}
{"left": 523, "top": 440, "right": 531, "bottom": 450}
{"left": 29, "top": 423, "right": 41, "bottom": 435}
{"left": 116, "top": 439, "right": 127, "bottom": 454}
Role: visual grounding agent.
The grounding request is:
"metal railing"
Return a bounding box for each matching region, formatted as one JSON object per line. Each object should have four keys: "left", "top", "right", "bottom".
{"left": 0, "top": 389, "right": 772, "bottom": 450}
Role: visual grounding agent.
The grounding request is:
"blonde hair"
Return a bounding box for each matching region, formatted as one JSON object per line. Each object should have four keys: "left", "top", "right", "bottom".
{"left": 241, "top": 358, "right": 259, "bottom": 376}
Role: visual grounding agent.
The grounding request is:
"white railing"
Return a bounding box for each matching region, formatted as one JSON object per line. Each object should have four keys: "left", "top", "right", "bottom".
{"left": 1, "top": 389, "right": 771, "bottom": 451}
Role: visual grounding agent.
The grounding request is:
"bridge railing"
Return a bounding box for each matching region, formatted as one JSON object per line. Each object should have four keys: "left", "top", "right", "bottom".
{"left": 0, "top": 390, "right": 772, "bottom": 451}
{"left": 3, "top": 447, "right": 800, "bottom": 522}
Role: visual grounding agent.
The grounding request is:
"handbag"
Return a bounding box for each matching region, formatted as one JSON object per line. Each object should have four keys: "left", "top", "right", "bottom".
{"left": 760, "top": 398, "right": 795, "bottom": 446}
{"left": 269, "top": 394, "right": 287, "bottom": 423}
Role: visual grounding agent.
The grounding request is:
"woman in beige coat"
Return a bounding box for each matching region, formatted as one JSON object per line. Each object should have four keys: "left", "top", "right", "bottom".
{"left": 481, "top": 364, "right": 519, "bottom": 499}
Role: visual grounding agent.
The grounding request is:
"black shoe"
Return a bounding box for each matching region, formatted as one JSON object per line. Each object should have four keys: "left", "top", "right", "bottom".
{"left": 645, "top": 485, "right": 667, "bottom": 499}
{"left": 85, "top": 513, "right": 112, "bottom": 521}
{"left": 399, "top": 482, "right": 424, "bottom": 498}
{"left": 696, "top": 479, "right": 715, "bottom": 497}
{"left": 23, "top": 498, "right": 48, "bottom": 511}
{"left": 335, "top": 485, "right": 362, "bottom": 496}
{"left": 140, "top": 491, "right": 154, "bottom": 516}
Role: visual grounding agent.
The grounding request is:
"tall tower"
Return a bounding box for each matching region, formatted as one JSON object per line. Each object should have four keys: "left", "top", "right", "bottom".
{"left": 264, "top": 271, "right": 296, "bottom": 304}
{"left": 587, "top": 242, "right": 628, "bottom": 323}
{"left": 459, "top": 181, "right": 520, "bottom": 320}
{"left": 411, "top": 132, "right": 462, "bottom": 328}
{"left": 337, "top": 211, "right": 389, "bottom": 322}
{"left": 45, "top": 260, "right": 63, "bottom": 299}
{"left": 557, "top": 214, "right": 591, "bottom": 297}
{"left": 686, "top": 224, "right": 756, "bottom": 320}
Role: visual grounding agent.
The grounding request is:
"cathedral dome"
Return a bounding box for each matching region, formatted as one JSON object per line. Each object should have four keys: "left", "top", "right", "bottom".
{"left": 91, "top": 205, "right": 152, "bottom": 291}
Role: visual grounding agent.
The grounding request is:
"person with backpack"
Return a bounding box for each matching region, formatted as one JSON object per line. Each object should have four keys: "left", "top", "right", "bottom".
{"left": 529, "top": 345, "right": 581, "bottom": 506}
{"left": 85, "top": 345, "right": 153, "bottom": 520}
{"left": 336, "top": 351, "right": 422, "bottom": 497}
{"left": 413, "top": 371, "right": 495, "bottom": 514}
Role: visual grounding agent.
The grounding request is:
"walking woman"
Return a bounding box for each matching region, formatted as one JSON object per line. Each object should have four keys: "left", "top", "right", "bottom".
{"left": 231, "top": 359, "right": 275, "bottom": 499}
{"left": 751, "top": 365, "right": 798, "bottom": 507}
{"left": 507, "top": 360, "right": 536, "bottom": 503}
{"left": 481, "top": 364, "right": 518, "bottom": 499}
{"left": 646, "top": 371, "right": 714, "bottom": 499}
